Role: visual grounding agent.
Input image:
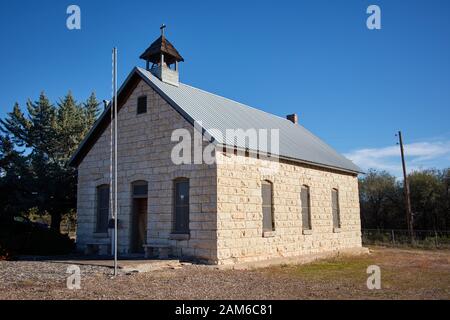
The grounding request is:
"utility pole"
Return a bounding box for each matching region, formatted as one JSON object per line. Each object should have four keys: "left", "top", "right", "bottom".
{"left": 397, "top": 131, "right": 414, "bottom": 242}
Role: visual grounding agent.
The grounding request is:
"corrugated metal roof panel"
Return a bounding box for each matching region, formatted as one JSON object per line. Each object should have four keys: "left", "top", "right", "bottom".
{"left": 136, "top": 67, "right": 361, "bottom": 173}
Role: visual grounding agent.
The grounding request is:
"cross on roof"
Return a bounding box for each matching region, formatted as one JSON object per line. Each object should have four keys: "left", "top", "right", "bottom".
{"left": 160, "top": 24, "right": 166, "bottom": 36}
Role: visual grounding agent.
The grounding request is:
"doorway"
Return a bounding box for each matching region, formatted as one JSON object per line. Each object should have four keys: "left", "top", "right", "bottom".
{"left": 130, "top": 181, "right": 148, "bottom": 253}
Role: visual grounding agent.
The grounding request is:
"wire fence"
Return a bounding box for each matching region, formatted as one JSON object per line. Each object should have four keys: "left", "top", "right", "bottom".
{"left": 362, "top": 229, "right": 450, "bottom": 249}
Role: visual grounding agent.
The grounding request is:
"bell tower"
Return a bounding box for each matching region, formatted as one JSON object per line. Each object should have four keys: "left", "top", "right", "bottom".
{"left": 140, "top": 24, "right": 184, "bottom": 87}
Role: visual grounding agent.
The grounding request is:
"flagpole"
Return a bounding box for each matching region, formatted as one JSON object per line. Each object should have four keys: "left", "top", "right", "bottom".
{"left": 113, "top": 47, "right": 118, "bottom": 277}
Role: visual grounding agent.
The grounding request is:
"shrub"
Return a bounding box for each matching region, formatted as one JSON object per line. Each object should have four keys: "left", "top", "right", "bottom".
{"left": 0, "top": 219, "right": 75, "bottom": 256}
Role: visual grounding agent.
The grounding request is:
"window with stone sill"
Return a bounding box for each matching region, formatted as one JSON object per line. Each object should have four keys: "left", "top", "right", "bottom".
{"left": 262, "top": 180, "right": 275, "bottom": 233}
{"left": 301, "top": 185, "right": 312, "bottom": 232}
{"left": 95, "top": 184, "right": 109, "bottom": 233}
{"left": 332, "top": 188, "right": 341, "bottom": 229}
{"left": 173, "top": 178, "right": 190, "bottom": 234}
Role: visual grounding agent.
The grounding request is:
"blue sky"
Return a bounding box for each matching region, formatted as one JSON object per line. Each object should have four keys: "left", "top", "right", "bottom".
{"left": 0, "top": 0, "right": 449, "bottom": 176}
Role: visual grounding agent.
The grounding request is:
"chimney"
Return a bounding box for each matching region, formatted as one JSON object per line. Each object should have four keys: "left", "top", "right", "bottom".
{"left": 287, "top": 113, "right": 298, "bottom": 125}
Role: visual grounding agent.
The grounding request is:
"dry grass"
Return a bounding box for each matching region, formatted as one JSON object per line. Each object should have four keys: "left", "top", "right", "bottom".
{"left": 0, "top": 246, "right": 449, "bottom": 300}
{"left": 262, "top": 246, "right": 450, "bottom": 299}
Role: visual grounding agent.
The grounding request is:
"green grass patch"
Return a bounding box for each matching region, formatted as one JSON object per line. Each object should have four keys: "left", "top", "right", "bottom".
{"left": 291, "top": 257, "right": 375, "bottom": 279}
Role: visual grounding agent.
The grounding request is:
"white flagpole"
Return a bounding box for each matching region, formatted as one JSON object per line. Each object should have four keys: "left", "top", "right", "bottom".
{"left": 113, "top": 47, "right": 118, "bottom": 277}
{"left": 110, "top": 50, "right": 114, "bottom": 267}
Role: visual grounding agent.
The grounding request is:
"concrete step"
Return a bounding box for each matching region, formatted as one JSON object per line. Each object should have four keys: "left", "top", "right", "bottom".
{"left": 120, "top": 259, "right": 182, "bottom": 273}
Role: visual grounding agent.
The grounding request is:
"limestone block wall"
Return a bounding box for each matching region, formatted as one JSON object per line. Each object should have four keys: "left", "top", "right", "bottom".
{"left": 215, "top": 151, "right": 362, "bottom": 265}
{"left": 75, "top": 77, "right": 362, "bottom": 265}
{"left": 76, "top": 80, "right": 218, "bottom": 262}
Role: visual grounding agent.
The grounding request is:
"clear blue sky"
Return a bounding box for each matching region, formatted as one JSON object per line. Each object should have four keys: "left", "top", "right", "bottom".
{"left": 1, "top": 0, "right": 449, "bottom": 176}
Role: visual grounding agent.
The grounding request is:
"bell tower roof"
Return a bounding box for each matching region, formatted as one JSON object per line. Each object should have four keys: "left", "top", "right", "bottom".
{"left": 139, "top": 25, "right": 184, "bottom": 65}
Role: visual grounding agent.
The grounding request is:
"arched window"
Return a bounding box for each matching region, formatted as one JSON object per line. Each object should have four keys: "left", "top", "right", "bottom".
{"left": 96, "top": 184, "right": 109, "bottom": 233}
{"left": 173, "top": 178, "right": 190, "bottom": 234}
{"left": 262, "top": 180, "right": 274, "bottom": 232}
{"left": 331, "top": 188, "right": 341, "bottom": 228}
{"left": 301, "top": 185, "right": 312, "bottom": 231}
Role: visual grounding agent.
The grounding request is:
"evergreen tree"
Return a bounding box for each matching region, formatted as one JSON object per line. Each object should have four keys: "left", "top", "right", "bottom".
{"left": 0, "top": 135, "right": 31, "bottom": 222}
{"left": 26, "top": 93, "right": 59, "bottom": 158}
{"left": 55, "top": 91, "right": 85, "bottom": 163}
{"left": 0, "top": 91, "right": 99, "bottom": 231}
{"left": 83, "top": 92, "right": 100, "bottom": 132}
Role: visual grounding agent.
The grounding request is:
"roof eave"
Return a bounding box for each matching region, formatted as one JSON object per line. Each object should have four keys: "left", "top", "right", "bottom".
{"left": 214, "top": 143, "right": 362, "bottom": 175}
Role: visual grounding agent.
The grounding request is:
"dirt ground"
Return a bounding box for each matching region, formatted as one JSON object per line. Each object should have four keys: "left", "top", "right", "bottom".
{"left": 0, "top": 246, "right": 449, "bottom": 300}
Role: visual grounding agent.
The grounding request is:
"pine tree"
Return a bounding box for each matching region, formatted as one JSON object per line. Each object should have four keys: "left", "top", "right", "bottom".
{"left": 0, "top": 91, "right": 100, "bottom": 232}
{"left": 83, "top": 92, "right": 100, "bottom": 131}
{"left": 0, "top": 135, "right": 31, "bottom": 222}
{"left": 26, "top": 93, "right": 58, "bottom": 158}
{"left": 55, "top": 91, "right": 85, "bottom": 163}
{"left": 0, "top": 102, "right": 32, "bottom": 148}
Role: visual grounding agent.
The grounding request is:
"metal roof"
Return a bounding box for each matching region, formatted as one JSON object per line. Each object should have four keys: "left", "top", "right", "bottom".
{"left": 135, "top": 67, "right": 361, "bottom": 173}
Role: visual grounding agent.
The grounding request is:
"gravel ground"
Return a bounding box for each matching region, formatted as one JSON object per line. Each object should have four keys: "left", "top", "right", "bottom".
{"left": 0, "top": 260, "right": 110, "bottom": 287}
{"left": 0, "top": 247, "right": 449, "bottom": 300}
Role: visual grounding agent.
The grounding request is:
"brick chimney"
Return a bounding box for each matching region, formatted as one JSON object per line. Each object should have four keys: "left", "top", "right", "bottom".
{"left": 287, "top": 113, "right": 298, "bottom": 125}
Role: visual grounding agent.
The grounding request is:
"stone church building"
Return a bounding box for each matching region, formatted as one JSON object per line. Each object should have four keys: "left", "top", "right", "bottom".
{"left": 70, "top": 28, "right": 363, "bottom": 265}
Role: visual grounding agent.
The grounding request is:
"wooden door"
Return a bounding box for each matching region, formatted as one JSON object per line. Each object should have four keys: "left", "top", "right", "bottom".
{"left": 132, "top": 198, "right": 148, "bottom": 253}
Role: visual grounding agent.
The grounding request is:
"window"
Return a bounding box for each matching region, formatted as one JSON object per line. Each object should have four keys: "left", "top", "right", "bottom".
{"left": 262, "top": 181, "right": 274, "bottom": 232}
{"left": 132, "top": 181, "right": 148, "bottom": 198}
{"left": 96, "top": 185, "right": 109, "bottom": 233}
{"left": 137, "top": 96, "right": 147, "bottom": 114}
{"left": 301, "top": 185, "right": 312, "bottom": 231}
{"left": 173, "top": 178, "right": 189, "bottom": 234}
{"left": 331, "top": 188, "right": 341, "bottom": 228}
